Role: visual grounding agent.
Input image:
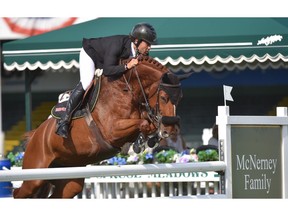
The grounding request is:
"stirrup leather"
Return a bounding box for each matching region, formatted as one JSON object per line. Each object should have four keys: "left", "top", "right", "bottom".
{"left": 55, "top": 119, "right": 69, "bottom": 138}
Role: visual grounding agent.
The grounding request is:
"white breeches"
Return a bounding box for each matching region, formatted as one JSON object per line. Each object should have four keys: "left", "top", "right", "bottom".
{"left": 79, "top": 48, "right": 95, "bottom": 90}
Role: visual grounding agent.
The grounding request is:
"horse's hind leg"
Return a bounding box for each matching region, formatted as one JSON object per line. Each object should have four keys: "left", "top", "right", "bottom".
{"left": 34, "top": 182, "right": 54, "bottom": 198}
{"left": 13, "top": 180, "right": 47, "bottom": 198}
{"left": 49, "top": 179, "right": 84, "bottom": 198}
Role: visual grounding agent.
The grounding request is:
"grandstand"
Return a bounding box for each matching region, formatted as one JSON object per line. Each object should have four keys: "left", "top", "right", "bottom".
{"left": 2, "top": 93, "right": 57, "bottom": 155}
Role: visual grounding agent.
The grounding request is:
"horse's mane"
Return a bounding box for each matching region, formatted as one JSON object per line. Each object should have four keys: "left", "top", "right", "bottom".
{"left": 139, "top": 56, "right": 168, "bottom": 73}
{"left": 122, "top": 55, "right": 168, "bottom": 74}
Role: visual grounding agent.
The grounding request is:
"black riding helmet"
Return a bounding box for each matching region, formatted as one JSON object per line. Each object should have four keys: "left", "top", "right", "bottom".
{"left": 130, "top": 23, "right": 157, "bottom": 46}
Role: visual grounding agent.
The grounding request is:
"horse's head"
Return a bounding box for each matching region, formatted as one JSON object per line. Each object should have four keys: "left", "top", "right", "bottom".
{"left": 121, "top": 56, "right": 183, "bottom": 148}
{"left": 146, "top": 72, "right": 183, "bottom": 139}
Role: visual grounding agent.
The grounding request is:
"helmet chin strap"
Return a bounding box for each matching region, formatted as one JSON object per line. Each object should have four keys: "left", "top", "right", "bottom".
{"left": 135, "top": 50, "right": 141, "bottom": 57}
{"left": 133, "top": 39, "right": 149, "bottom": 57}
{"left": 133, "top": 39, "right": 142, "bottom": 57}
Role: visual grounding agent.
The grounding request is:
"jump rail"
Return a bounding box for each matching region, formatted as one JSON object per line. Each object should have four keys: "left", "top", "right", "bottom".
{"left": 0, "top": 162, "right": 226, "bottom": 182}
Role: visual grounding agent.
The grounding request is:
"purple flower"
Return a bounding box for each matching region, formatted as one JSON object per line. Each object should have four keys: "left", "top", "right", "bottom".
{"left": 178, "top": 155, "right": 190, "bottom": 163}
{"left": 117, "top": 157, "right": 127, "bottom": 165}
{"left": 107, "top": 157, "right": 117, "bottom": 165}
{"left": 15, "top": 152, "right": 24, "bottom": 161}
{"left": 127, "top": 155, "right": 139, "bottom": 163}
{"left": 145, "top": 153, "right": 153, "bottom": 160}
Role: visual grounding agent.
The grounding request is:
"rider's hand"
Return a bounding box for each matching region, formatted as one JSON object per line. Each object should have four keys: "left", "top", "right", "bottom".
{"left": 127, "top": 58, "right": 138, "bottom": 69}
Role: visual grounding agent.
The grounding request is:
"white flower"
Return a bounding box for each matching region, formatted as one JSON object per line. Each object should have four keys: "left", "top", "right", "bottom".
{"left": 127, "top": 155, "right": 139, "bottom": 163}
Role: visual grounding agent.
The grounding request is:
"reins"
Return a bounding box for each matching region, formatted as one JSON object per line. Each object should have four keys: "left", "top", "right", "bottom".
{"left": 122, "top": 65, "right": 162, "bottom": 127}
{"left": 134, "top": 66, "right": 161, "bottom": 125}
{"left": 122, "top": 69, "right": 133, "bottom": 93}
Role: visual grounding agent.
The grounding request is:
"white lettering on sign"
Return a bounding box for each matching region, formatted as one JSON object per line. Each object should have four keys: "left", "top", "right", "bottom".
{"left": 244, "top": 174, "right": 272, "bottom": 194}
{"left": 236, "top": 154, "right": 278, "bottom": 194}
{"left": 236, "top": 154, "right": 277, "bottom": 174}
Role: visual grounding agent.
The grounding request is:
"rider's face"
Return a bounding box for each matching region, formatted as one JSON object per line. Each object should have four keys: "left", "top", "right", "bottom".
{"left": 137, "top": 40, "right": 151, "bottom": 55}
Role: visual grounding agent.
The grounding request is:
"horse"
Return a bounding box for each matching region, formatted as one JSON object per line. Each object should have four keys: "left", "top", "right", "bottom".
{"left": 13, "top": 55, "right": 183, "bottom": 198}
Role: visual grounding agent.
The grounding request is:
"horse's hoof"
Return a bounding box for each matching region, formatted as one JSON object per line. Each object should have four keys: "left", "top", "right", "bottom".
{"left": 135, "top": 134, "right": 145, "bottom": 146}
{"left": 13, "top": 188, "right": 20, "bottom": 198}
{"left": 147, "top": 136, "right": 158, "bottom": 148}
{"left": 133, "top": 144, "right": 142, "bottom": 154}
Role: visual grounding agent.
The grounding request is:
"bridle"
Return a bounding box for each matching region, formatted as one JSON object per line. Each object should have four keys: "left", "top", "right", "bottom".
{"left": 123, "top": 66, "right": 160, "bottom": 125}
{"left": 123, "top": 66, "right": 180, "bottom": 136}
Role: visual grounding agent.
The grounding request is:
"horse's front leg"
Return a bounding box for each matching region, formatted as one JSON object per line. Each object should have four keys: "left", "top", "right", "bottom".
{"left": 112, "top": 118, "right": 154, "bottom": 139}
{"left": 111, "top": 118, "right": 156, "bottom": 153}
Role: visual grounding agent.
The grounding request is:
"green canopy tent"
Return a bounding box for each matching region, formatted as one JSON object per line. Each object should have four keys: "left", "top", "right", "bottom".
{"left": 2, "top": 17, "right": 288, "bottom": 131}
{"left": 3, "top": 18, "right": 288, "bottom": 72}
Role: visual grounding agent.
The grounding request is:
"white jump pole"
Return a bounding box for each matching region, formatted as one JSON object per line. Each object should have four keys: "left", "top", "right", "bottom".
{"left": 0, "top": 162, "right": 226, "bottom": 182}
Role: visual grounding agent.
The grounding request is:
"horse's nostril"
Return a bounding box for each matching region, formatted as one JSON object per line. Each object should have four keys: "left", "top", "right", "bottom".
{"left": 161, "top": 131, "right": 169, "bottom": 138}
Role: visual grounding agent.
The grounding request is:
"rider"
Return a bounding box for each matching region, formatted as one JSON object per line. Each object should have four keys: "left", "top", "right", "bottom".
{"left": 55, "top": 22, "right": 158, "bottom": 138}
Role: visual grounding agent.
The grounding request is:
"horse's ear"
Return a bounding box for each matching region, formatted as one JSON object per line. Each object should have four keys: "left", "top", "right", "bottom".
{"left": 162, "top": 72, "right": 181, "bottom": 85}
{"left": 176, "top": 72, "right": 193, "bottom": 81}
{"left": 160, "top": 72, "right": 183, "bottom": 105}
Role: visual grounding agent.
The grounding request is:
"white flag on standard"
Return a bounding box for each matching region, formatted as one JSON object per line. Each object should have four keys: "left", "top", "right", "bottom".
{"left": 223, "top": 85, "right": 233, "bottom": 105}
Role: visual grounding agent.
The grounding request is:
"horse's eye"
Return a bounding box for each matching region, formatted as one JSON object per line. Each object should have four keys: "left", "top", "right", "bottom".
{"left": 160, "top": 95, "right": 168, "bottom": 103}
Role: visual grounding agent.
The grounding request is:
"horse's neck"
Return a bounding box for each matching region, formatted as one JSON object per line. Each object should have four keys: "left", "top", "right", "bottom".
{"left": 95, "top": 62, "right": 164, "bottom": 105}
{"left": 135, "top": 63, "right": 164, "bottom": 85}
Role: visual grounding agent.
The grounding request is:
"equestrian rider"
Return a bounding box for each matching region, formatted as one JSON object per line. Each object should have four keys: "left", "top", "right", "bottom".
{"left": 55, "top": 22, "right": 158, "bottom": 138}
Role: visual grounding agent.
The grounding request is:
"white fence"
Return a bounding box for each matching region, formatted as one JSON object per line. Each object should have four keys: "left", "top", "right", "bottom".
{"left": 0, "top": 162, "right": 225, "bottom": 181}
{"left": 77, "top": 171, "right": 221, "bottom": 199}
{"left": 2, "top": 162, "right": 226, "bottom": 199}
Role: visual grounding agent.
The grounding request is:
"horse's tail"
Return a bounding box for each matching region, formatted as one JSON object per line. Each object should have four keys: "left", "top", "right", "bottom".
{"left": 21, "top": 130, "right": 36, "bottom": 150}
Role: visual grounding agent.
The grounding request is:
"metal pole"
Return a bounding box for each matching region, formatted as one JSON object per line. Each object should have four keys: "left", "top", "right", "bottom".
{"left": 0, "top": 41, "right": 4, "bottom": 158}
{"left": 24, "top": 70, "right": 32, "bottom": 131}
{"left": 0, "top": 162, "right": 226, "bottom": 182}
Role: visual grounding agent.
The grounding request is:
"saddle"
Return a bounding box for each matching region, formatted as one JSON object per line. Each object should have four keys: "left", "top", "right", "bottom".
{"left": 50, "top": 76, "right": 101, "bottom": 120}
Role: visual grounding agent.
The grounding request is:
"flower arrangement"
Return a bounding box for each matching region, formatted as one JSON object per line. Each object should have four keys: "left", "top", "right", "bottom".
{"left": 99, "top": 153, "right": 128, "bottom": 165}
{"left": 174, "top": 149, "right": 198, "bottom": 163}
{"left": 7, "top": 146, "right": 219, "bottom": 167}
{"left": 138, "top": 150, "right": 154, "bottom": 164}
{"left": 197, "top": 149, "right": 219, "bottom": 161}
{"left": 6, "top": 151, "right": 25, "bottom": 167}
{"left": 98, "top": 147, "right": 218, "bottom": 165}
{"left": 154, "top": 149, "right": 177, "bottom": 163}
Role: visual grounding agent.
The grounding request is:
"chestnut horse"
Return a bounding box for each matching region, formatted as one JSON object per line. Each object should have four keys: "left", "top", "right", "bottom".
{"left": 13, "top": 56, "right": 183, "bottom": 198}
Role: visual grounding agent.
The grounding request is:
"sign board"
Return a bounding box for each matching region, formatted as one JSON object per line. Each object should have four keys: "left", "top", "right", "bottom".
{"left": 231, "top": 126, "right": 282, "bottom": 198}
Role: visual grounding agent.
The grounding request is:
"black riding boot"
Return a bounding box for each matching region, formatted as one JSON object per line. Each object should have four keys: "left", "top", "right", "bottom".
{"left": 55, "top": 82, "right": 85, "bottom": 138}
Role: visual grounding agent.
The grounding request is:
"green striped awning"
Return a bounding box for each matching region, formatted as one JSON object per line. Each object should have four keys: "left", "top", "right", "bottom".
{"left": 3, "top": 17, "right": 288, "bottom": 72}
